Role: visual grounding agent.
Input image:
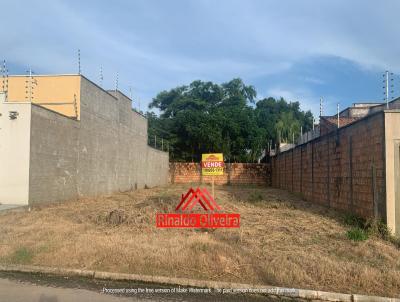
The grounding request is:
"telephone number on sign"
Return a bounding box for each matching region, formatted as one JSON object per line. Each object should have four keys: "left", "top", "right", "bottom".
{"left": 203, "top": 167, "right": 224, "bottom": 173}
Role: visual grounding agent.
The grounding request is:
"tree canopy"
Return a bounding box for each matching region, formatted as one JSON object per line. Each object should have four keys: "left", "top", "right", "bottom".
{"left": 147, "top": 78, "right": 313, "bottom": 162}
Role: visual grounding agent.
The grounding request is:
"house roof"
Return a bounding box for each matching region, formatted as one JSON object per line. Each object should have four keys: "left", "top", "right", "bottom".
{"left": 321, "top": 116, "right": 360, "bottom": 128}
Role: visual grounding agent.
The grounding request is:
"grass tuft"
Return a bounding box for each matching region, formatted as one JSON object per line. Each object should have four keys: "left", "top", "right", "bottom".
{"left": 248, "top": 191, "right": 263, "bottom": 203}
{"left": 343, "top": 213, "right": 400, "bottom": 246}
{"left": 10, "top": 247, "right": 34, "bottom": 264}
{"left": 346, "top": 227, "right": 369, "bottom": 241}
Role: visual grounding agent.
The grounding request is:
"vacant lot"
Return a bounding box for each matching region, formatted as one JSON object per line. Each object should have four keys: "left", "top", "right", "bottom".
{"left": 0, "top": 184, "right": 399, "bottom": 297}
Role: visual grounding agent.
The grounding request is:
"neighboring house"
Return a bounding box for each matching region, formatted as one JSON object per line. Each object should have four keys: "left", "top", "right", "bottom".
{"left": 319, "top": 116, "right": 360, "bottom": 136}
{"left": 0, "top": 74, "right": 169, "bottom": 206}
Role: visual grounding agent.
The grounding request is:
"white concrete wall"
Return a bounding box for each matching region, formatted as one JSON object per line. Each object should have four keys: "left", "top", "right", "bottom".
{"left": 384, "top": 111, "right": 400, "bottom": 235}
{"left": 0, "top": 94, "right": 31, "bottom": 205}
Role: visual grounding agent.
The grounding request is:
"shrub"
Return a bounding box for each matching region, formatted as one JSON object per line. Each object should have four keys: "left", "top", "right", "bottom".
{"left": 343, "top": 213, "right": 365, "bottom": 228}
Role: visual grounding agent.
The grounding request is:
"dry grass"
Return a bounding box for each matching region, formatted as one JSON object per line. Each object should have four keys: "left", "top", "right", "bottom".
{"left": 0, "top": 184, "right": 399, "bottom": 297}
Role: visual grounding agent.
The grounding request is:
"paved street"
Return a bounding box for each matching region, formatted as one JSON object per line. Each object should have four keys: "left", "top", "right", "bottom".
{"left": 0, "top": 278, "right": 146, "bottom": 302}
{"left": 0, "top": 273, "right": 280, "bottom": 302}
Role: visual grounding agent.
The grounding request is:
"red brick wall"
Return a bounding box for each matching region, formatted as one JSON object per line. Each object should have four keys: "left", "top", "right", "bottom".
{"left": 272, "top": 112, "right": 386, "bottom": 219}
{"left": 170, "top": 163, "right": 271, "bottom": 185}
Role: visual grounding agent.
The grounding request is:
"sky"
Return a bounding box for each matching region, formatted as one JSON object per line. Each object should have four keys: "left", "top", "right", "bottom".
{"left": 1, "top": 0, "right": 400, "bottom": 117}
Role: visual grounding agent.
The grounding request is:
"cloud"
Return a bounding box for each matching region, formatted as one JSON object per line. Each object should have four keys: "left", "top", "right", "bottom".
{"left": 303, "top": 77, "right": 325, "bottom": 85}
{"left": 0, "top": 0, "right": 397, "bottom": 112}
{"left": 266, "top": 86, "right": 339, "bottom": 118}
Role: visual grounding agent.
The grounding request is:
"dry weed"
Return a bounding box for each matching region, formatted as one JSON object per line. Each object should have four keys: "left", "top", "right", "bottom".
{"left": 0, "top": 184, "right": 399, "bottom": 297}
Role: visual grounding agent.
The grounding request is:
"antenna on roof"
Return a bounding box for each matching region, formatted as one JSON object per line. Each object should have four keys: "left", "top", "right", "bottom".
{"left": 99, "top": 66, "right": 103, "bottom": 87}
{"left": 78, "top": 49, "right": 81, "bottom": 75}
{"left": 129, "top": 86, "right": 132, "bottom": 101}
{"left": 115, "top": 72, "right": 119, "bottom": 92}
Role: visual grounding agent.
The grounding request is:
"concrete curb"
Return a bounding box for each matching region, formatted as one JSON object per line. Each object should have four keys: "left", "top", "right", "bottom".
{"left": 0, "top": 205, "right": 28, "bottom": 216}
{"left": 0, "top": 264, "right": 398, "bottom": 301}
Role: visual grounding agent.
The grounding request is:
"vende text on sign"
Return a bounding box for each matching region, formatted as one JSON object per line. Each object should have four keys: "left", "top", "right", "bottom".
{"left": 202, "top": 153, "right": 224, "bottom": 176}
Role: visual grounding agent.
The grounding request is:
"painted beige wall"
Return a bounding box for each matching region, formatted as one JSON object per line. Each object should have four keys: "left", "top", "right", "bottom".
{"left": 0, "top": 93, "right": 31, "bottom": 205}
{"left": 384, "top": 111, "right": 400, "bottom": 235}
{"left": 1, "top": 75, "right": 81, "bottom": 120}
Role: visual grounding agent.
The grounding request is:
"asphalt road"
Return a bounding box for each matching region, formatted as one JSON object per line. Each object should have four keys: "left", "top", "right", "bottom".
{"left": 0, "top": 272, "right": 284, "bottom": 302}
{"left": 0, "top": 278, "right": 139, "bottom": 302}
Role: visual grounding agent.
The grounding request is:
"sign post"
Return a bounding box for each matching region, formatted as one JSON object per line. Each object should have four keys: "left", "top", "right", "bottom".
{"left": 201, "top": 153, "right": 224, "bottom": 199}
{"left": 212, "top": 177, "right": 215, "bottom": 200}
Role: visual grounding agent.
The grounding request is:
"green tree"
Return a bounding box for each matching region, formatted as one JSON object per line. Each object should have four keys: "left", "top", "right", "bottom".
{"left": 148, "top": 79, "right": 313, "bottom": 162}
{"left": 255, "top": 97, "right": 313, "bottom": 147}
{"left": 149, "top": 79, "right": 258, "bottom": 161}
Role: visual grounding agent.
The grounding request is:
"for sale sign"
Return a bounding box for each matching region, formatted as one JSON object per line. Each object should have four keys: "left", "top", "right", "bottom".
{"left": 201, "top": 153, "right": 224, "bottom": 176}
